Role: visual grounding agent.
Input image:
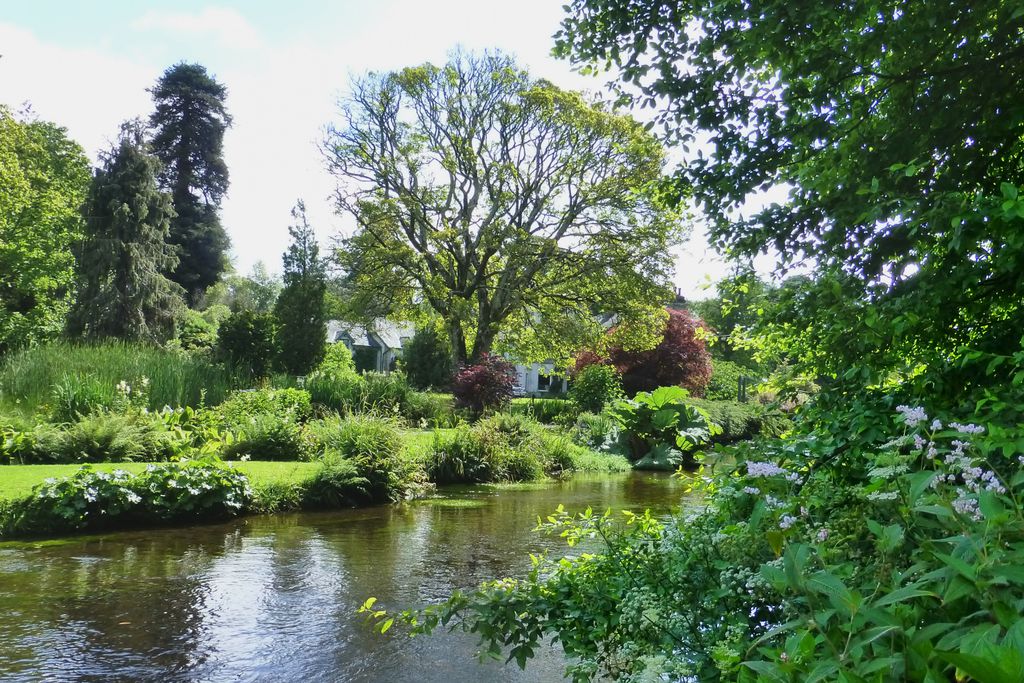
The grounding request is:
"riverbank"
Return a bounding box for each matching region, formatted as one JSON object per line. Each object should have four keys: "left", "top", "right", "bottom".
{"left": 0, "top": 416, "right": 631, "bottom": 540}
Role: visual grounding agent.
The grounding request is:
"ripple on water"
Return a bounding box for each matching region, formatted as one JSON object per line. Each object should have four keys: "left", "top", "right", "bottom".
{"left": 0, "top": 471, "right": 689, "bottom": 682}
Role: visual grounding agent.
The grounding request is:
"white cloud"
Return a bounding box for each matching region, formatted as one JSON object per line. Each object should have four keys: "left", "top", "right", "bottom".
{"left": 0, "top": 22, "right": 156, "bottom": 156}
{"left": 132, "top": 7, "right": 261, "bottom": 50}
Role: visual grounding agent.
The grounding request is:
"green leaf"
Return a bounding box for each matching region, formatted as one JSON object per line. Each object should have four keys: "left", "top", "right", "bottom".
{"left": 873, "top": 586, "right": 937, "bottom": 608}
{"left": 741, "top": 660, "right": 787, "bottom": 682}
{"left": 936, "top": 650, "right": 1022, "bottom": 683}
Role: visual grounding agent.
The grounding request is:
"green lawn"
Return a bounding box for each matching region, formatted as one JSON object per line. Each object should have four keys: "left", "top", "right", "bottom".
{"left": 0, "top": 461, "right": 321, "bottom": 501}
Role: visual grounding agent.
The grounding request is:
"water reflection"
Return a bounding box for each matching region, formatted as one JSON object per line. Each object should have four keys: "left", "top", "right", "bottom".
{"left": 0, "top": 472, "right": 692, "bottom": 682}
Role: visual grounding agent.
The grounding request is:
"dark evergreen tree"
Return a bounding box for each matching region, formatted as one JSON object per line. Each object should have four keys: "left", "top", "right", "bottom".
{"left": 274, "top": 200, "right": 327, "bottom": 375}
{"left": 67, "top": 121, "right": 184, "bottom": 342}
{"left": 148, "top": 62, "right": 232, "bottom": 304}
{"left": 403, "top": 325, "right": 453, "bottom": 390}
{"left": 217, "top": 309, "right": 277, "bottom": 378}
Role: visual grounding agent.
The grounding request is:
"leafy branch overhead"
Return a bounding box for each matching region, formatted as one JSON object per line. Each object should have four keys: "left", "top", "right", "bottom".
{"left": 324, "top": 50, "right": 682, "bottom": 366}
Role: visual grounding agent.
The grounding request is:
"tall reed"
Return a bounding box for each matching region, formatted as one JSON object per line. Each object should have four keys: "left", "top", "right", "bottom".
{"left": 0, "top": 342, "right": 242, "bottom": 416}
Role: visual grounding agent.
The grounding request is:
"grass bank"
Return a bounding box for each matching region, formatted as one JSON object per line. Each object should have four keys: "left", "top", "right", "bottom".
{"left": 0, "top": 461, "right": 321, "bottom": 501}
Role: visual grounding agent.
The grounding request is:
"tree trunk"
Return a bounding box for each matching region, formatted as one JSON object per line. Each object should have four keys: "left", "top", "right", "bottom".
{"left": 469, "top": 324, "right": 498, "bottom": 364}
{"left": 448, "top": 320, "right": 469, "bottom": 368}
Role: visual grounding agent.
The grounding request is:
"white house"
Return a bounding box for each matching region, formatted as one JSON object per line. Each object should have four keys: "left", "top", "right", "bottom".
{"left": 513, "top": 362, "right": 568, "bottom": 396}
{"left": 325, "top": 319, "right": 567, "bottom": 396}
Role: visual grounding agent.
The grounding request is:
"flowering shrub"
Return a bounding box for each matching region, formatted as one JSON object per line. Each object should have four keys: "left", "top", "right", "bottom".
{"left": 2, "top": 460, "right": 252, "bottom": 537}
{"left": 451, "top": 354, "right": 516, "bottom": 414}
{"left": 366, "top": 404, "right": 1024, "bottom": 681}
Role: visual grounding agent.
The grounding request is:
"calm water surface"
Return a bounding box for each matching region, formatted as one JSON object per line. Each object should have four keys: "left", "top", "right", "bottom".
{"left": 0, "top": 472, "right": 695, "bottom": 682}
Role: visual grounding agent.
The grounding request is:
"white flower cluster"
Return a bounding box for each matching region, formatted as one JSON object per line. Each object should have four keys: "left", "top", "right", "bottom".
{"left": 896, "top": 405, "right": 928, "bottom": 427}
{"left": 746, "top": 461, "right": 800, "bottom": 481}
{"left": 952, "top": 496, "right": 982, "bottom": 521}
{"left": 778, "top": 515, "right": 798, "bottom": 530}
{"left": 949, "top": 422, "right": 985, "bottom": 435}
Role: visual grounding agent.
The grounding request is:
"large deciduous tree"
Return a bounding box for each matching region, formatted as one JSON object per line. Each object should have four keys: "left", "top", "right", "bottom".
{"left": 324, "top": 51, "right": 680, "bottom": 367}
{"left": 67, "top": 121, "right": 184, "bottom": 343}
{"left": 149, "top": 62, "right": 232, "bottom": 304}
{"left": 557, "top": 0, "right": 1024, "bottom": 403}
{"left": 274, "top": 200, "right": 327, "bottom": 375}
{"left": 0, "top": 107, "right": 90, "bottom": 353}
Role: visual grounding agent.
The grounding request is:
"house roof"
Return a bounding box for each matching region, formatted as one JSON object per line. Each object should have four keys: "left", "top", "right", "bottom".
{"left": 326, "top": 320, "right": 413, "bottom": 351}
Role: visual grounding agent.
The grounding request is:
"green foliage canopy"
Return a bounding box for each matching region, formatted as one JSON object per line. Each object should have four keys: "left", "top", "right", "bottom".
{"left": 325, "top": 50, "right": 681, "bottom": 366}
{"left": 556, "top": 0, "right": 1024, "bottom": 402}
{"left": 0, "top": 108, "right": 90, "bottom": 353}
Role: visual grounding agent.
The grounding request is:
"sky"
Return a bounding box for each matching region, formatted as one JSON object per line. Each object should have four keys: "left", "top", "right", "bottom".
{"left": 0, "top": 0, "right": 778, "bottom": 300}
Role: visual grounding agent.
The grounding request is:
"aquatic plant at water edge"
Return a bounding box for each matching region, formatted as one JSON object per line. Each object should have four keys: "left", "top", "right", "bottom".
{"left": 365, "top": 405, "right": 1024, "bottom": 681}
{"left": 0, "top": 460, "right": 252, "bottom": 537}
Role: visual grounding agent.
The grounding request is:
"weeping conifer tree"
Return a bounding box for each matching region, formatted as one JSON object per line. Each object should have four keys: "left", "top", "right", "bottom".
{"left": 67, "top": 121, "right": 184, "bottom": 343}
{"left": 274, "top": 200, "right": 327, "bottom": 375}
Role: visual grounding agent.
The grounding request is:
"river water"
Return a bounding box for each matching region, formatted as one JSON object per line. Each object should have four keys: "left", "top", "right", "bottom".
{"left": 0, "top": 472, "right": 694, "bottom": 682}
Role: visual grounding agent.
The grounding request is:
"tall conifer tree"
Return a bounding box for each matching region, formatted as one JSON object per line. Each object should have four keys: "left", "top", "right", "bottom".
{"left": 275, "top": 200, "right": 327, "bottom": 375}
{"left": 67, "top": 121, "right": 184, "bottom": 342}
{"left": 149, "top": 62, "right": 232, "bottom": 304}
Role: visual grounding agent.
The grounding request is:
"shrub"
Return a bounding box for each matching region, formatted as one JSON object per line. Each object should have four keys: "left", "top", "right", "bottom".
{"left": 305, "top": 371, "right": 410, "bottom": 416}
{"left": 300, "top": 459, "right": 368, "bottom": 508}
{"left": 221, "top": 413, "right": 308, "bottom": 461}
{"left": 403, "top": 326, "right": 453, "bottom": 390}
{"left": 452, "top": 354, "right": 516, "bottom": 414}
{"left": 704, "top": 358, "right": 758, "bottom": 401}
{"left": 1, "top": 461, "right": 252, "bottom": 537}
{"left": 425, "top": 413, "right": 613, "bottom": 484}
{"left": 568, "top": 363, "right": 624, "bottom": 413}
{"left": 426, "top": 426, "right": 499, "bottom": 484}
{"left": 318, "top": 343, "right": 356, "bottom": 375}
{"left": 578, "top": 308, "right": 713, "bottom": 397}
{"left": 218, "top": 310, "right": 278, "bottom": 378}
{"left": 0, "top": 342, "right": 238, "bottom": 416}
{"left": 509, "top": 397, "right": 579, "bottom": 424}
{"left": 23, "top": 412, "right": 179, "bottom": 464}
{"left": 173, "top": 308, "right": 219, "bottom": 356}
{"left": 403, "top": 391, "right": 461, "bottom": 428}
{"left": 569, "top": 412, "right": 621, "bottom": 453}
{"left": 216, "top": 388, "right": 313, "bottom": 429}
{"left": 362, "top": 372, "right": 410, "bottom": 412}
{"left": 308, "top": 414, "right": 424, "bottom": 502}
{"left": 685, "top": 398, "right": 793, "bottom": 444}
{"left": 608, "top": 385, "right": 717, "bottom": 469}
{"left": 307, "top": 370, "right": 366, "bottom": 414}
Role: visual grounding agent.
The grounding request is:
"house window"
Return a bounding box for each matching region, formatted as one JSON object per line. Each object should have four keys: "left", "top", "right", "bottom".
{"left": 537, "top": 373, "right": 551, "bottom": 392}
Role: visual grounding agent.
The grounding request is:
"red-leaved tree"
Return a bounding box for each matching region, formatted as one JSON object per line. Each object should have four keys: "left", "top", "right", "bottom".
{"left": 577, "top": 309, "right": 712, "bottom": 397}
{"left": 452, "top": 353, "right": 517, "bottom": 414}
